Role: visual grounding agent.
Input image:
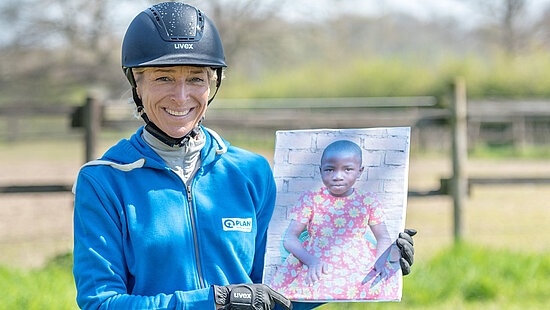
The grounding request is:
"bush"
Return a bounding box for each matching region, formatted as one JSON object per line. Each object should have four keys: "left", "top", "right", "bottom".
{"left": 220, "top": 52, "right": 550, "bottom": 100}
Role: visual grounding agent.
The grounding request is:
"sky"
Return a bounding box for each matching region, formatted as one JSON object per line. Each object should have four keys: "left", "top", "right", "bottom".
{"left": 117, "top": 0, "right": 479, "bottom": 23}
{"left": 113, "top": 0, "right": 549, "bottom": 31}
{"left": 108, "top": 0, "right": 482, "bottom": 37}
{"left": 285, "top": 0, "right": 476, "bottom": 21}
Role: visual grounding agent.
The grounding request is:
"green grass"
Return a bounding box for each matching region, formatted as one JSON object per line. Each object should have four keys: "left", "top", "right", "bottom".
{"left": 0, "top": 253, "right": 77, "bottom": 310}
{"left": 2, "top": 244, "right": 549, "bottom": 309}
{"left": 323, "top": 243, "right": 550, "bottom": 310}
{"left": 469, "top": 144, "right": 550, "bottom": 160}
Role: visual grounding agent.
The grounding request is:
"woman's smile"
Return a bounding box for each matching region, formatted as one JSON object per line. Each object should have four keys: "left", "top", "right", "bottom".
{"left": 164, "top": 107, "right": 193, "bottom": 117}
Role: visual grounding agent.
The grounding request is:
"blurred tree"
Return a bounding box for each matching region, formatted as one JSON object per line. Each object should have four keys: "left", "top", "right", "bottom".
{"left": 533, "top": 4, "right": 550, "bottom": 49}
{"left": 468, "top": 0, "right": 532, "bottom": 54}
{"left": 0, "top": 0, "right": 130, "bottom": 104}
{"left": 179, "top": 0, "right": 291, "bottom": 73}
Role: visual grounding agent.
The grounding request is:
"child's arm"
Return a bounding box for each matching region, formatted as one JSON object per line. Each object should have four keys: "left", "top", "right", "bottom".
{"left": 370, "top": 223, "right": 394, "bottom": 278}
{"left": 283, "top": 220, "right": 328, "bottom": 285}
{"left": 371, "top": 223, "right": 393, "bottom": 260}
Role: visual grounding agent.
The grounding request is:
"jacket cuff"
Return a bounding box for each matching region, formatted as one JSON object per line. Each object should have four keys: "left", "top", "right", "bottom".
{"left": 175, "top": 287, "right": 215, "bottom": 310}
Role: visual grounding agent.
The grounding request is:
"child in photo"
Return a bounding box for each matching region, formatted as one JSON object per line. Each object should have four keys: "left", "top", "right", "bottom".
{"left": 269, "top": 140, "right": 400, "bottom": 301}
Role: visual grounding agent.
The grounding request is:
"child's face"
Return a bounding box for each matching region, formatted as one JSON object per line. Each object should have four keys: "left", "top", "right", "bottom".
{"left": 320, "top": 152, "right": 364, "bottom": 197}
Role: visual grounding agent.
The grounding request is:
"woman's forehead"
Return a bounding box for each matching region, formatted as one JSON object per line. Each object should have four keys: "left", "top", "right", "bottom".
{"left": 144, "top": 66, "right": 207, "bottom": 74}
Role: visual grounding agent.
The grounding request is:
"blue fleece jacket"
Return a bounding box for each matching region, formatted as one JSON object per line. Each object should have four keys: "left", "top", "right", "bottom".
{"left": 73, "top": 126, "right": 281, "bottom": 309}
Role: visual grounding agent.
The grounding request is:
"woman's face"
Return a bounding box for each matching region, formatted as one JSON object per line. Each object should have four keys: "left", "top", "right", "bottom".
{"left": 320, "top": 152, "right": 364, "bottom": 197}
{"left": 136, "top": 66, "right": 210, "bottom": 138}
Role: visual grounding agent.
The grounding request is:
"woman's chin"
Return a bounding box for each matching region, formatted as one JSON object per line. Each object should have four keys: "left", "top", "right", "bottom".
{"left": 163, "top": 128, "right": 192, "bottom": 139}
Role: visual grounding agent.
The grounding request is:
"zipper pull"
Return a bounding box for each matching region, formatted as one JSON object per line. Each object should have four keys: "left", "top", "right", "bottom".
{"left": 186, "top": 185, "right": 192, "bottom": 204}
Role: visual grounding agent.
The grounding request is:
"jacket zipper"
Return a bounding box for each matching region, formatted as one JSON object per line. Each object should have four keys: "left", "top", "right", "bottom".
{"left": 186, "top": 182, "right": 206, "bottom": 289}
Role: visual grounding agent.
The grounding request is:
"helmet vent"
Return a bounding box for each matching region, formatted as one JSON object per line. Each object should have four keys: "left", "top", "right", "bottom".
{"left": 149, "top": 2, "right": 204, "bottom": 42}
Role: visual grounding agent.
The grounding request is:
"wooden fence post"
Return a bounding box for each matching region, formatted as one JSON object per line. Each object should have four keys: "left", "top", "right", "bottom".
{"left": 84, "top": 95, "right": 101, "bottom": 163}
{"left": 513, "top": 115, "right": 527, "bottom": 151}
{"left": 451, "top": 77, "right": 468, "bottom": 242}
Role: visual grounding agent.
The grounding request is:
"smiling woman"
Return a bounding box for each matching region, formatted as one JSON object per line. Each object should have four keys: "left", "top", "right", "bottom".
{"left": 133, "top": 66, "right": 214, "bottom": 138}
{"left": 71, "top": 2, "right": 299, "bottom": 310}
{"left": 70, "top": 2, "right": 414, "bottom": 310}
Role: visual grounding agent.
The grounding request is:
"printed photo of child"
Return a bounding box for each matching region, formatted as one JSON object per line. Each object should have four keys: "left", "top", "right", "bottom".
{"left": 263, "top": 128, "right": 410, "bottom": 303}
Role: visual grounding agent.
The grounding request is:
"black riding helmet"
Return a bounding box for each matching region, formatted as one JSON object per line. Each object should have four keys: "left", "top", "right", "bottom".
{"left": 121, "top": 2, "right": 227, "bottom": 146}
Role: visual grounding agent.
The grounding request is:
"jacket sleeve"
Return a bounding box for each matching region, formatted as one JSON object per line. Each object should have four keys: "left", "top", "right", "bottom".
{"left": 73, "top": 170, "right": 215, "bottom": 310}
{"left": 248, "top": 159, "right": 277, "bottom": 284}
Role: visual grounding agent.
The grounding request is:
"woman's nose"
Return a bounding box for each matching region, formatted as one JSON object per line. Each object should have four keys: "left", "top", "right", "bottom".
{"left": 172, "top": 82, "right": 189, "bottom": 103}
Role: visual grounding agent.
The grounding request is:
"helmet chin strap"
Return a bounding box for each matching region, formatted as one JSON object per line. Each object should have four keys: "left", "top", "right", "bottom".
{"left": 145, "top": 119, "right": 202, "bottom": 147}
{"left": 128, "top": 67, "right": 222, "bottom": 148}
{"left": 132, "top": 87, "right": 201, "bottom": 147}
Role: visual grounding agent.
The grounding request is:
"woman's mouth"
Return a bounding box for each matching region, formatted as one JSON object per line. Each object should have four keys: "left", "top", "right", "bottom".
{"left": 164, "top": 108, "right": 192, "bottom": 117}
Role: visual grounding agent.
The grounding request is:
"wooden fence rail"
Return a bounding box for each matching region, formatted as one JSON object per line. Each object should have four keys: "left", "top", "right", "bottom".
{"left": 3, "top": 86, "right": 550, "bottom": 243}
{"left": 0, "top": 184, "right": 73, "bottom": 194}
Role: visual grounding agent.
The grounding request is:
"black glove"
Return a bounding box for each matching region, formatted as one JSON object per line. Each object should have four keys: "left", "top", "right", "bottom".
{"left": 213, "top": 283, "right": 293, "bottom": 310}
{"left": 396, "top": 228, "right": 417, "bottom": 275}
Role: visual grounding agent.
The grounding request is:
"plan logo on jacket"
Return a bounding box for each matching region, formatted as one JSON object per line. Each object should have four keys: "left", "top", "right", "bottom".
{"left": 222, "top": 218, "right": 252, "bottom": 232}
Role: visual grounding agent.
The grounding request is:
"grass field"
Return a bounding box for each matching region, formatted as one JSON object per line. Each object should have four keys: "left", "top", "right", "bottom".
{"left": 1, "top": 134, "right": 550, "bottom": 309}
{"left": 2, "top": 244, "right": 549, "bottom": 310}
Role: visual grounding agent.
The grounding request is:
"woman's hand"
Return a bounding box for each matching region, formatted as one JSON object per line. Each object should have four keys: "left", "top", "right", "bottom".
{"left": 397, "top": 228, "right": 417, "bottom": 275}
{"left": 305, "top": 258, "right": 329, "bottom": 285}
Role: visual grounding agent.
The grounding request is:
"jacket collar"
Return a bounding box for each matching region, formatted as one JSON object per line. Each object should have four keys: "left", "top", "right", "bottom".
{"left": 101, "top": 126, "right": 228, "bottom": 170}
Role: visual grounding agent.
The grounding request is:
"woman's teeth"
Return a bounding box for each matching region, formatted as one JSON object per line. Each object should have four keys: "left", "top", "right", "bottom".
{"left": 165, "top": 108, "right": 191, "bottom": 116}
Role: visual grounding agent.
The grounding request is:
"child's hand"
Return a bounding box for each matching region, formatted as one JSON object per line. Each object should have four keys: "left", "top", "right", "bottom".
{"left": 305, "top": 258, "right": 329, "bottom": 285}
{"left": 372, "top": 259, "right": 389, "bottom": 279}
{"left": 361, "top": 257, "right": 389, "bottom": 285}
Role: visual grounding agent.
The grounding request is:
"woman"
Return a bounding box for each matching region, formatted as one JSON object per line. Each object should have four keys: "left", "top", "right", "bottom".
{"left": 72, "top": 2, "right": 416, "bottom": 310}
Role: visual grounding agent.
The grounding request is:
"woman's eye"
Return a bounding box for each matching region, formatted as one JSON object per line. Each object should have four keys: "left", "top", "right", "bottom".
{"left": 190, "top": 77, "right": 205, "bottom": 83}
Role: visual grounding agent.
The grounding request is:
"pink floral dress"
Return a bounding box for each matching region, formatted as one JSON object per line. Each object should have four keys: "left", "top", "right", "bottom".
{"left": 269, "top": 187, "right": 400, "bottom": 301}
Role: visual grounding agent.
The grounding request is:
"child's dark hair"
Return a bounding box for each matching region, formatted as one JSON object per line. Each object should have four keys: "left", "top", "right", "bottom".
{"left": 321, "top": 140, "right": 362, "bottom": 164}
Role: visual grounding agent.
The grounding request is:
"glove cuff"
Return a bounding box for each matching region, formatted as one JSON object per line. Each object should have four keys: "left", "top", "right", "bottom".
{"left": 212, "top": 285, "right": 230, "bottom": 306}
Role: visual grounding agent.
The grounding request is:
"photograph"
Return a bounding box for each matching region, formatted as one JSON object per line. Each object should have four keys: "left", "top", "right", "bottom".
{"left": 263, "top": 127, "right": 411, "bottom": 302}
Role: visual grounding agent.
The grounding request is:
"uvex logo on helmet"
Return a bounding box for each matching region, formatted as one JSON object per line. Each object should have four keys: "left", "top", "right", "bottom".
{"left": 174, "top": 43, "right": 194, "bottom": 50}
